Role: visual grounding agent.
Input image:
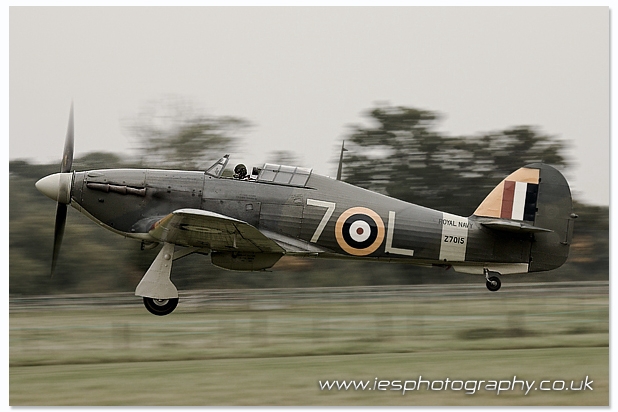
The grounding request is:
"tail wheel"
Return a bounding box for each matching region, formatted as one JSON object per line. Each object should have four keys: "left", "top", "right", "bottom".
{"left": 143, "top": 297, "right": 179, "bottom": 316}
{"left": 486, "top": 276, "right": 501, "bottom": 292}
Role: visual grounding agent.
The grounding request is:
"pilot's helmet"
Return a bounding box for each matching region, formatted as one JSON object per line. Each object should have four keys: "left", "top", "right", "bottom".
{"left": 234, "top": 164, "right": 247, "bottom": 178}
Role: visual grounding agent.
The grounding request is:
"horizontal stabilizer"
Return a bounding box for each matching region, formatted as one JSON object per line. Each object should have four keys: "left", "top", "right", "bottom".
{"left": 480, "top": 219, "right": 553, "bottom": 233}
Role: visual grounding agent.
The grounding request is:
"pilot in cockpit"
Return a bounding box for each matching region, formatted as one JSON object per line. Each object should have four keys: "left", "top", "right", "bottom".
{"left": 233, "top": 164, "right": 248, "bottom": 180}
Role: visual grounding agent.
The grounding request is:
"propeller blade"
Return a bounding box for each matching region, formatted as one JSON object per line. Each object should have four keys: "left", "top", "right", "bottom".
{"left": 51, "top": 202, "right": 67, "bottom": 276}
{"left": 51, "top": 103, "right": 73, "bottom": 276}
{"left": 61, "top": 104, "right": 74, "bottom": 173}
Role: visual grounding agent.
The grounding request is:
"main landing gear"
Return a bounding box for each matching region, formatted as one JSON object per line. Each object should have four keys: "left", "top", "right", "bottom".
{"left": 484, "top": 268, "right": 501, "bottom": 292}
{"left": 135, "top": 243, "right": 208, "bottom": 315}
{"left": 135, "top": 242, "right": 180, "bottom": 316}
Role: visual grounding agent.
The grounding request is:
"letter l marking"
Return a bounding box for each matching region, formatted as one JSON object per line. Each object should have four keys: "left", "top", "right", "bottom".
{"left": 385, "top": 211, "right": 415, "bottom": 256}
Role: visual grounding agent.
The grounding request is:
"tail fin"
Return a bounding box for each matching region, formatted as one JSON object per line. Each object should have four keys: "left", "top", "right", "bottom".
{"left": 474, "top": 163, "right": 575, "bottom": 272}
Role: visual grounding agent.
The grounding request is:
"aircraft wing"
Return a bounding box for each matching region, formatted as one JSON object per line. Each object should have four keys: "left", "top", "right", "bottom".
{"left": 148, "top": 208, "right": 286, "bottom": 254}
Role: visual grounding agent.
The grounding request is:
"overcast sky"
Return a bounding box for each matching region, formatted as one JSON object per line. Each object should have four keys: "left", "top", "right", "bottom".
{"left": 9, "top": 7, "right": 609, "bottom": 205}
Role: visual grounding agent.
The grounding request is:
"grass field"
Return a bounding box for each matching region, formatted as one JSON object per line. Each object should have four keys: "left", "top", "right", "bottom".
{"left": 9, "top": 283, "right": 609, "bottom": 405}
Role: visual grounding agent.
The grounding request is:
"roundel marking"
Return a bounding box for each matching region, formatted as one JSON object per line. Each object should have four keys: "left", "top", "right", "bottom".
{"left": 335, "top": 207, "right": 385, "bottom": 256}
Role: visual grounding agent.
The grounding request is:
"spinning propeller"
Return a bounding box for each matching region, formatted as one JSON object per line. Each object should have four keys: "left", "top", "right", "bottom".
{"left": 35, "top": 104, "right": 75, "bottom": 276}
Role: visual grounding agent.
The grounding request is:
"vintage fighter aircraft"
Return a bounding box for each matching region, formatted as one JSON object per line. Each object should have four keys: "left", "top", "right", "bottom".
{"left": 36, "top": 107, "right": 576, "bottom": 315}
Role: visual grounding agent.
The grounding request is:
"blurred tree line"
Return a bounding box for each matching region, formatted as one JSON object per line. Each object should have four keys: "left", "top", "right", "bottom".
{"left": 9, "top": 103, "right": 608, "bottom": 296}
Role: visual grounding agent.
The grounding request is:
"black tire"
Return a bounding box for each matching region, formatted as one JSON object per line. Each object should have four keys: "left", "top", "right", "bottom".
{"left": 486, "top": 276, "right": 501, "bottom": 292}
{"left": 143, "top": 297, "right": 179, "bottom": 316}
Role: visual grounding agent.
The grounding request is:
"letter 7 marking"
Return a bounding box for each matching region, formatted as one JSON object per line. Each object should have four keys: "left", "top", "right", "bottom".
{"left": 307, "top": 199, "right": 336, "bottom": 243}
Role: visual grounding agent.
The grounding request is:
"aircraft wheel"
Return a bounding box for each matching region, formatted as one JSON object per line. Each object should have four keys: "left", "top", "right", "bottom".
{"left": 486, "top": 276, "right": 501, "bottom": 292}
{"left": 143, "top": 297, "right": 179, "bottom": 316}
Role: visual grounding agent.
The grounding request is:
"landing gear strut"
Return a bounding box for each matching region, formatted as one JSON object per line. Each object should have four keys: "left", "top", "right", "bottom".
{"left": 484, "top": 268, "right": 501, "bottom": 292}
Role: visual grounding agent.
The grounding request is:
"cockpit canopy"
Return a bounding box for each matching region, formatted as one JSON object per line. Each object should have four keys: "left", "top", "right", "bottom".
{"left": 205, "top": 155, "right": 313, "bottom": 187}
{"left": 255, "top": 163, "right": 313, "bottom": 187}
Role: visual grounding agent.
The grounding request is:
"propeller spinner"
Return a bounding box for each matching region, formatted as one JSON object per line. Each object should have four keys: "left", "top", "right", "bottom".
{"left": 35, "top": 104, "right": 75, "bottom": 275}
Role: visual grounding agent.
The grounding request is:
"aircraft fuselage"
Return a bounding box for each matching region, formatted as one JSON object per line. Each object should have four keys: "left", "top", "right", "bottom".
{"left": 70, "top": 168, "right": 540, "bottom": 275}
